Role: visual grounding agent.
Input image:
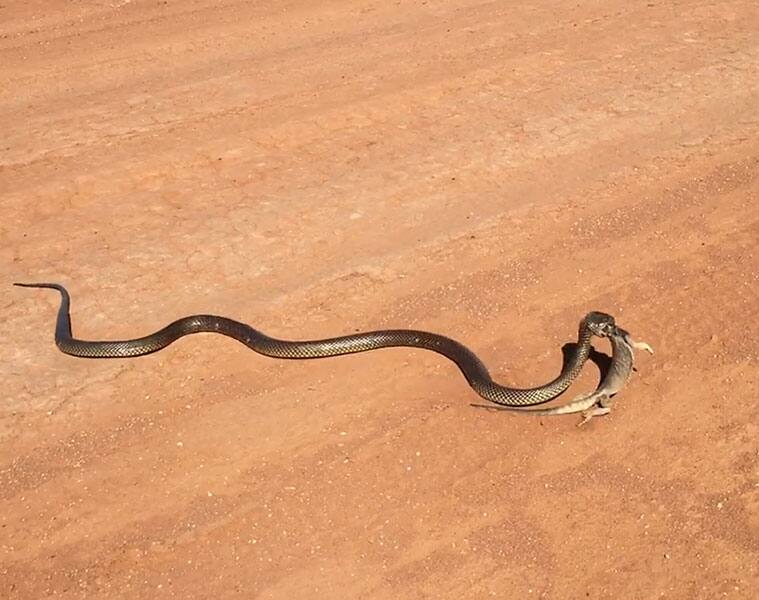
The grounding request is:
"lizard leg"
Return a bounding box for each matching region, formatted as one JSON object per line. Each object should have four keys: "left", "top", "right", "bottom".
{"left": 630, "top": 339, "right": 654, "bottom": 354}
{"left": 577, "top": 406, "right": 611, "bottom": 427}
{"left": 577, "top": 393, "right": 611, "bottom": 427}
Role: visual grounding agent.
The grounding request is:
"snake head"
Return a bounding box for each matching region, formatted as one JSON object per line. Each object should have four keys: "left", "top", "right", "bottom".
{"left": 583, "top": 311, "right": 617, "bottom": 338}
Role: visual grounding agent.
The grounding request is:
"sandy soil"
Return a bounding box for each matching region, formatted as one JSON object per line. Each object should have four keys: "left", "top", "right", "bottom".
{"left": 2, "top": 1, "right": 758, "bottom": 598}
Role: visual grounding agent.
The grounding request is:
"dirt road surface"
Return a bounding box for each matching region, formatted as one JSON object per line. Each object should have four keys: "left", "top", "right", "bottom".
{"left": 2, "top": 1, "right": 758, "bottom": 598}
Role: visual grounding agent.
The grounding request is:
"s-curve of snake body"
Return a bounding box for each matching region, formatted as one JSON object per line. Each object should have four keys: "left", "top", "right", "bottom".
{"left": 16, "top": 282, "right": 620, "bottom": 408}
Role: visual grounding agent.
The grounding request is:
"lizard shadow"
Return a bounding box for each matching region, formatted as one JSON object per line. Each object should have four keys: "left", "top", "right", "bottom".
{"left": 469, "top": 342, "right": 612, "bottom": 411}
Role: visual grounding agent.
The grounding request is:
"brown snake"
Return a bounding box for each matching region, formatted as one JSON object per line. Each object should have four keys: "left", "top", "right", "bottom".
{"left": 15, "top": 282, "right": 615, "bottom": 407}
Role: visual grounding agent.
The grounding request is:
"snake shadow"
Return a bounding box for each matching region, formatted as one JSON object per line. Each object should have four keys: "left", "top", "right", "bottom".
{"left": 469, "top": 342, "right": 612, "bottom": 411}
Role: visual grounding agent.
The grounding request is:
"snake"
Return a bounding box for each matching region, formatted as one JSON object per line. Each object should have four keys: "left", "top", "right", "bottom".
{"left": 14, "top": 282, "right": 616, "bottom": 407}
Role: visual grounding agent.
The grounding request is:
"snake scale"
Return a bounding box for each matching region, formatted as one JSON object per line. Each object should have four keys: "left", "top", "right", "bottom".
{"left": 14, "top": 282, "right": 616, "bottom": 407}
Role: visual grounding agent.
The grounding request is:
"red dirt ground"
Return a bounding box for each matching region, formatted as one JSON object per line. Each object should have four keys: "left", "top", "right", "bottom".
{"left": 2, "top": 1, "right": 758, "bottom": 598}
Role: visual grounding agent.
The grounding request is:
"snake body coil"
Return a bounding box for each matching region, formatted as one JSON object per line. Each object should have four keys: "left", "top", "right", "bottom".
{"left": 14, "top": 283, "right": 614, "bottom": 407}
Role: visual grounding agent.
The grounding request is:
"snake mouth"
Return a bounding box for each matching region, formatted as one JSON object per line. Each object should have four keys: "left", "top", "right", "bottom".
{"left": 584, "top": 311, "right": 617, "bottom": 337}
